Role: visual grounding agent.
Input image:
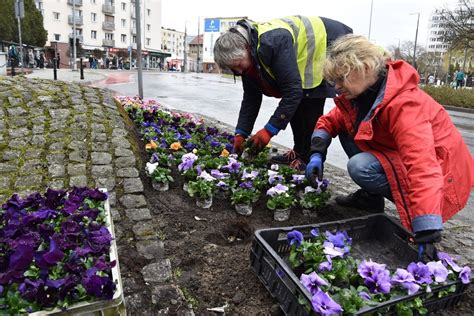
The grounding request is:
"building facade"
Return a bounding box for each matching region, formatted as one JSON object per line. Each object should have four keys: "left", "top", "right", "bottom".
{"left": 34, "top": 0, "right": 168, "bottom": 68}
{"left": 425, "top": 9, "right": 450, "bottom": 54}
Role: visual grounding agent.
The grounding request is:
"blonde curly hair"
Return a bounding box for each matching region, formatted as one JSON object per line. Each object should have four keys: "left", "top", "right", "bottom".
{"left": 324, "top": 34, "right": 391, "bottom": 83}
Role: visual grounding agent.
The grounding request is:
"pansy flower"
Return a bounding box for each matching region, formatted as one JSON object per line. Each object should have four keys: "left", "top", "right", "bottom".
{"left": 300, "top": 272, "right": 328, "bottom": 296}
{"left": 287, "top": 230, "right": 303, "bottom": 247}
{"left": 311, "top": 290, "right": 342, "bottom": 316}
{"left": 170, "top": 142, "right": 182, "bottom": 151}
{"left": 391, "top": 268, "right": 420, "bottom": 295}
{"left": 145, "top": 140, "right": 158, "bottom": 150}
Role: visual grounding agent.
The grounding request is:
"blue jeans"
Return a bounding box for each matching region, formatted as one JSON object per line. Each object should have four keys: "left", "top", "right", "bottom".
{"left": 340, "top": 134, "right": 393, "bottom": 200}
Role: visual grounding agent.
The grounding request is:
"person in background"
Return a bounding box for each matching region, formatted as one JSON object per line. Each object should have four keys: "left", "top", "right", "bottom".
{"left": 305, "top": 34, "right": 474, "bottom": 261}
{"left": 213, "top": 16, "right": 352, "bottom": 170}
{"left": 456, "top": 69, "right": 465, "bottom": 89}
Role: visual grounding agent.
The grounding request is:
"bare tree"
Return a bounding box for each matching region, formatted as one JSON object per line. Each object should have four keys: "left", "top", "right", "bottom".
{"left": 438, "top": 0, "right": 473, "bottom": 50}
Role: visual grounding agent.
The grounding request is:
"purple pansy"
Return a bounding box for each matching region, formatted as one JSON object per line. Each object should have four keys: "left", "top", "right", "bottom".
{"left": 242, "top": 169, "right": 259, "bottom": 180}
{"left": 287, "top": 230, "right": 304, "bottom": 247}
{"left": 391, "top": 268, "right": 420, "bottom": 295}
{"left": 300, "top": 272, "right": 328, "bottom": 296}
{"left": 426, "top": 261, "right": 449, "bottom": 283}
{"left": 459, "top": 266, "right": 471, "bottom": 284}
{"left": 223, "top": 157, "right": 241, "bottom": 173}
{"left": 437, "top": 252, "right": 461, "bottom": 272}
{"left": 364, "top": 270, "right": 392, "bottom": 294}
{"left": 359, "top": 291, "right": 371, "bottom": 300}
{"left": 407, "top": 262, "right": 433, "bottom": 285}
{"left": 310, "top": 228, "right": 320, "bottom": 238}
{"left": 358, "top": 260, "right": 387, "bottom": 279}
{"left": 178, "top": 153, "right": 198, "bottom": 172}
{"left": 266, "top": 183, "right": 289, "bottom": 197}
{"left": 210, "top": 169, "right": 229, "bottom": 179}
{"left": 319, "top": 256, "right": 333, "bottom": 272}
{"left": 311, "top": 290, "right": 342, "bottom": 316}
{"left": 239, "top": 181, "right": 254, "bottom": 190}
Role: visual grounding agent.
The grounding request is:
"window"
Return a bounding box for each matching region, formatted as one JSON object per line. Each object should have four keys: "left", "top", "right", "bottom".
{"left": 146, "top": 38, "right": 150, "bottom": 45}
{"left": 53, "top": 12, "right": 59, "bottom": 20}
{"left": 121, "top": 19, "right": 126, "bottom": 27}
{"left": 121, "top": 2, "right": 126, "bottom": 10}
{"left": 121, "top": 34, "right": 126, "bottom": 43}
{"left": 133, "top": 35, "right": 136, "bottom": 43}
{"left": 91, "top": 12, "right": 96, "bottom": 22}
{"left": 147, "top": 9, "right": 151, "bottom": 16}
{"left": 105, "top": 33, "right": 114, "bottom": 40}
{"left": 147, "top": 24, "right": 151, "bottom": 31}
{"left": 90, "top": 0, "right": 96, "bottom": 3}
{"left": 54, "top": 34, "right": 60, "bottom": 41}
{"left": 91, "top": 30, "right": 97, "bottom": 39}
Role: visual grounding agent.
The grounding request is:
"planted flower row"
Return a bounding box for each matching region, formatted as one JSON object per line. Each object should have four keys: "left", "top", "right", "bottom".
{"left": 116, "top": 96, "right": 331, "bottom": 220}
{"left": 287, "top": 229, "right": 471, "bottom": 315}
{"left": 0, "top": 188, "right": 116, "bottom": 313}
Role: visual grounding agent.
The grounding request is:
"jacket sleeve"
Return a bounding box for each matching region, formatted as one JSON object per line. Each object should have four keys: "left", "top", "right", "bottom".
{"left": 235, "top": 77, "right": 263, "bottom": 137}
{"left": 387, "top": 98, "right": 444, "bottom": 233}
{"left": 309, "top": 105, "right": 347, "bottom": 158}
{"left": 259, "top": 29, "right": 303, "bottom": 131}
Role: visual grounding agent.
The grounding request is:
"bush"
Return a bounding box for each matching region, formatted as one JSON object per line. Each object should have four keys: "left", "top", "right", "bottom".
{"left": 422, "top": 86, "right": 474, "bottom": 109}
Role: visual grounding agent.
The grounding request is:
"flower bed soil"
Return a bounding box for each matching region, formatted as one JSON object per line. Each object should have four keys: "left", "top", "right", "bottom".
{"left": 118, "top": 111, "right": 473, "bottom": 315}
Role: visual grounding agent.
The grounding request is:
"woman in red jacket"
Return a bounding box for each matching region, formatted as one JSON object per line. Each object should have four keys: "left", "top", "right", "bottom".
{"left": 305, "top": 34, "right": 474, "bottom": 261}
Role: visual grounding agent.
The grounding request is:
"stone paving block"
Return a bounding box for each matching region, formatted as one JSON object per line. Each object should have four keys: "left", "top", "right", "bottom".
{"left": 108, "top": 191, "right": 116, "bottom": 206}
{"left": 91, "top": 152, "right": 112, "bottom": 165}
{"left": 125, "top": 208, "right": 152, "bottom": 221}
{"left": 0, "top": 163, "right": 18, "bottom": 173}
{"left": 24, "top": 149, "right": 43, "bottom": 160}
{"left": 49, "top": 131, "right": 66, "bottom": 140}
{"left": 95, "top": 177, "right": 115, "bottom": 191}
{"left": 67, "top": 163, "right": 86, "bottom": 176}
{"left": 48, "top": 179, "right": 65, "bottom": 190}
{"left": 69, "top": 150, "right": 88, "bottom": 163}
{"left": 92, "top": 133, "right": 107, "bottom": 142}
{"left": 7, "top": 107, "right": 27, "bottom": 117}
{"left": 92, "top": 142, "right": 109, "bottom": 152}
{"left": 142, "top": 260, "right": 172, "bottom": 283}
{"left": 111, "top": 136, "right": 131, "bottom": 148}
{"left": 15, "top": 174, "right": 43, "bottom": 188}
{"left": 91, "top": 165, "right": 113, "bottom": 177}
{"left": 151, "top": 285, "right": 180, "bottom": 306}
{"left": 123, "top": 178, "right": 144, "bottom": 194}
{"left": 7, "top": 97, "right": 22, "bottom": 106}
{"left": 112, "top": 129, "right": 128, "bottom": 137}
{"left": 119, "top": 194, "right": 147, "bottom": 209}
{"left": 9, "top": 127, "right": 29, "bottom": 138}
{"left": 2, "top": 150, "right": 21, "bottom": 161}
{"left": 70, "top": 122, "right": 88, "bottom": 130}
{"left": 68, "top": 140, "right": 87, "bottom": 151}
{"left": 46, "top": 153, "right": 65, "bottom": 164}
{"left": 111, "top": 207, "right": 121, "bottom": 222}
{"left": 115, "top": 148, "right": 134, "bottom": 157}
{"left": 48, "top": 164, "right": 65, "bottom": 178}
{"left": 115, "top": 156, "right": 136, "bottom": 168}
{"left": 124, "top": 293, "right": 153, "bottom": 316}
{"left": 32, "top": 125, "right": 45, "bottom": 134}
{"left": 0, "top": 177, "right": 10, "bottom": 189}
{"left": 31, "top": 135, "right": 46, "bottom": 146}
{"left": 10, "top": 118, "right": 28, "bottom": 127}
{"left": 49, "top": 109, "right": 71, "bottom": 120}
{"left": 49, "top": 142, "right": 65, "bottom": 151}
{"left": 69, "top": 175, "right": 88, "bottom": 187}
{"left": 136, "top": 239, "right": 164, "bottom": 260}
{"left": 91, "top": 123, "right": 106, "bottom": 132}
{"left": 10, "top": 138, "right": 31, "bottom": 148}
{"left": 70, "top": 131, "right": 89, "bottom": 141}
{"left": 117, "top": 167, "right": 139, "bottom": 178}
{"left": 132, "top": 221, "right": 157, "bottom": 240}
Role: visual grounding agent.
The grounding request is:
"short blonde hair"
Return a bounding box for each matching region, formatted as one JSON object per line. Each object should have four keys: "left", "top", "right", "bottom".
{"left": 324, "top": 34, "right": 391, "bottom": 83}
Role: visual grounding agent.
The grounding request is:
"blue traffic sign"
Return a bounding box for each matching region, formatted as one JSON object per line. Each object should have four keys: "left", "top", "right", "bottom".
{"left": 204, "top": 19, "right": 220, "bottom": 32}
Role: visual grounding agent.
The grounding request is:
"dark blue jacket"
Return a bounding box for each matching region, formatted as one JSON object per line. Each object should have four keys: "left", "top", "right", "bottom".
{"left": 235, "top": 17, "right": 352, "bottom": 137}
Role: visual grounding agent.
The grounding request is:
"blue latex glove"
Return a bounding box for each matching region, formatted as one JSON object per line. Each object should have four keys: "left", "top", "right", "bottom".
{"left": 305, "top": 153, "right": 323, "bottom": 186}
{"left": 415, "top": 230, "right": 441, "bottom": 263}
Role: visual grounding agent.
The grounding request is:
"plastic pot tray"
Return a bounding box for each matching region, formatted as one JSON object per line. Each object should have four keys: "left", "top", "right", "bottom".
{"left": 30, "top": 189, "right": 126, "bottom": 316}
{"left": 250, "top": 214, "right": 469, "bottom": 315}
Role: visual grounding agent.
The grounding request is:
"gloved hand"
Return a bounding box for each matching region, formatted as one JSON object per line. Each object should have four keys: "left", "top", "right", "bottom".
{"left": 233, "top": 134, "right": 246, "bottom": 154}
{"left": 415, "top": 230, "right": 442, "bottom": 263}
{"left": 248, "top": 128, "right": 273, "bottom": 152}
{"left": 305, "top": 153, "right": 324, "bottom": 186}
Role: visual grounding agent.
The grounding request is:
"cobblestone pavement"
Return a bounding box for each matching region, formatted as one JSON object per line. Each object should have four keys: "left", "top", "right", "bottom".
{"left": 0, "top": 76, "right": 472, "bottom": 314}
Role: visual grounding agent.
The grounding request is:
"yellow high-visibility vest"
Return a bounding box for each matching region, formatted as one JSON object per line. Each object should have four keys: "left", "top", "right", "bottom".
{"left": 255, "top": 16, "right": 327, "bottom": 89}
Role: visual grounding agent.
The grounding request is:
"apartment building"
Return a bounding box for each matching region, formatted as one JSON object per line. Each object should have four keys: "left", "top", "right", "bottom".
{"left": 34, "top": 0, "right": 168, "bottom": 68}
{"left": 161, "top": 27, "right": 185, "bottom": 59}
{"left": 426, "top": 9, "right": 450, "bottom": 54}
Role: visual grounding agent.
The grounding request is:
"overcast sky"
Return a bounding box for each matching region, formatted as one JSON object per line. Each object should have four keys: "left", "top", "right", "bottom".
{"left": 161, "top": 0, "right": 456, "bottom": 49}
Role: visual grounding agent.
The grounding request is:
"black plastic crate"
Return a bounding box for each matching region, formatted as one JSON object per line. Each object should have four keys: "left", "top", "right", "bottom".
{"left": 250, "top": 214, "right": 469, "bottom": 315}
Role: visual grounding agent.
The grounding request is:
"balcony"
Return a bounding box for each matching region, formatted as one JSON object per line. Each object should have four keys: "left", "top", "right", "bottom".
{"left": 102, "top": 21, "right": 115, "bottom": 31}
{"left": 68, "top": 34, "right": 84, "bottom": 43}
{"left": 103, "top": 39, "right": 115, "bottom": 47}
{"left": 68, "top": 15, "right": 83, "bottom": 25}
{"left": 102, "top": 4, "right": 115, "bottom": 14}
{"left": 67, "top": 0, "right": 83, "bottom": 5}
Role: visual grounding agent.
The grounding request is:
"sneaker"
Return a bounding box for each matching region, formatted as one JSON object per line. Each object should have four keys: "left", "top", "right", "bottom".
{"left": 289, "top": 157, "right": 307, "bottom": 172}
{"left": 271, "top": 150, "right": 299, "bottom": 165}
{"left": 335, "top": 189, "right": 385, "bottom": 212}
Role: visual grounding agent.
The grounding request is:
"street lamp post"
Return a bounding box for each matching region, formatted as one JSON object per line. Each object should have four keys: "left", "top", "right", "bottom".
{"left": 72, "top": 0, "right": 77, "bottom": 71}
{"left": 368, "top": 0, "right": 374, "bottom": 40}
{"left": 196, "top": 17, "right": 200, "bottom": 73}
{"left": 410, "top": 12, "right": 420, "bottom": 69}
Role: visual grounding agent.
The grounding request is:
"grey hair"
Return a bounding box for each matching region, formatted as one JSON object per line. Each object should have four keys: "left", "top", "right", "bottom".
{"left": 214, "top": 26, "right": 249, "bottom": 70}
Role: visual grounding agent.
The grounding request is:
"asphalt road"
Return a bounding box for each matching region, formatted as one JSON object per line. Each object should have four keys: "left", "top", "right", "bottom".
{"left": 101, "top": 71, "right": 473, "bottom": 222}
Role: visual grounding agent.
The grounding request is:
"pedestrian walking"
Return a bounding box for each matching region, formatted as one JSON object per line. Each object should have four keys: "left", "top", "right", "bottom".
{"left": 213, "top": 16, "right": 352, "bottom": 171}
{"left": 456, "top": 70, "right": 465, "bottom": 89}
{"left": 305, "top": 34, "right": 474, "bottom": 262}
{"left": 56, "top": 53, "right": 61, "bottom": 69}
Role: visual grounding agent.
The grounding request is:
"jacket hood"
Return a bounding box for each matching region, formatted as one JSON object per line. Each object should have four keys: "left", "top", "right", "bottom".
{"left": 381, "top": 60, "right": 420, "bottom": 104}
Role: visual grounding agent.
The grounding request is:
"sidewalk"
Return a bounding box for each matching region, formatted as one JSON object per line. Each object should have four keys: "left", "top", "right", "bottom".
{"left": 25, "top": 68, "right": 107, "bottom": 85}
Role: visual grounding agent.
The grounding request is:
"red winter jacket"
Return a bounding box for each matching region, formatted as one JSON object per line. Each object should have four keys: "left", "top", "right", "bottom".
{"left": 316, "top": 60, "right": 474, "bottom": 231}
